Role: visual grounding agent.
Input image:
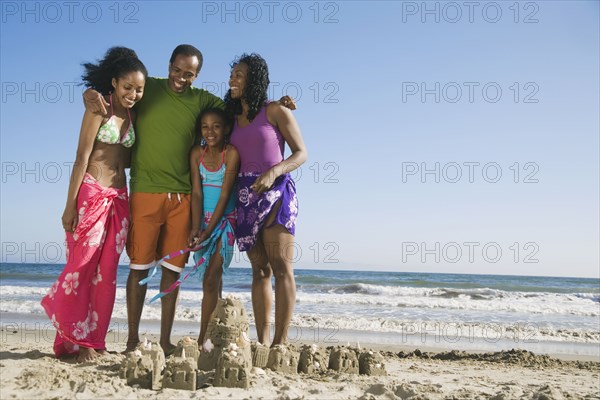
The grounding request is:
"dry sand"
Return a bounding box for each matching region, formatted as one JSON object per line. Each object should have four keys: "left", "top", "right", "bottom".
{"left": 1, "top": 326, "right": 599, "bottom": 400}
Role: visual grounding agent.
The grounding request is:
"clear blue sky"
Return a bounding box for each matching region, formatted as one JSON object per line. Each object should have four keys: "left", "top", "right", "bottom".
{"left": 1, "top": 1, "right": 598, "bottom": 278}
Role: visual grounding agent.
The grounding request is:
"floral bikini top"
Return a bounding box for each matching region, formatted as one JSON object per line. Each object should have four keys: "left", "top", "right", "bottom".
{"left": 95, "top": 94, "right": 135, "bottom": 148}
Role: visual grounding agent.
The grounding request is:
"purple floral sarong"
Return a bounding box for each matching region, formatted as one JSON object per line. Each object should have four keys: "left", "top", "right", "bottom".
{"left": 235, "top": 172, "right": 298, "bottom": 251}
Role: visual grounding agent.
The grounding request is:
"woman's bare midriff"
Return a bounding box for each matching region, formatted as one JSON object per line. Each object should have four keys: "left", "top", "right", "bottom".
{"left": 86, "top": 142, "right": 129, "bottom": 188}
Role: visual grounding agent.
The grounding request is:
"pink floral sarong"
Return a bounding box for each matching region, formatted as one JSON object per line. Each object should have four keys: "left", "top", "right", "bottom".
{"left": 41, "top": 173, "right": 129, "bottom": 357}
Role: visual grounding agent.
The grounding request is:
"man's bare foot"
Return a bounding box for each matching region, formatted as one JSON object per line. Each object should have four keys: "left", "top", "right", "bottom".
{"left": 160, "top": 341, "right": 176, "bottom": 356}
{"left": 122, "top": 340, "right": 139, "bottom": 354}
{"left": 76, "top": 347, "right": 100, "bottom": 363}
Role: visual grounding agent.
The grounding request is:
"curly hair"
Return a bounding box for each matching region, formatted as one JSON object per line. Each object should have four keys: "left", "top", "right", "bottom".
{"left": 194, "top": 107, "right": 234, "bottom": 147}
{"left": 224, "top": 53, "right": 269, "bottom": 123}
{"left": 81, "top": 46, "right": 148, "bottom": 95}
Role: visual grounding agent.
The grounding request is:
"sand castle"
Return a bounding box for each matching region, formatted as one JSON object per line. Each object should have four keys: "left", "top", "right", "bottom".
{"left": 198, "top": 296, "right": 252, "bottom": 367}
{"left": 328, "top": 346, "right": 359, "bottom": 374}
{"left": 120, "top": 297, "right": 388, "bottom": 392}
{"left": 120, "top": 338, "right": 200, "bottom": 391}
{"left": 213, "top": 343, "right": 251, "bottom": 389}
{"left": 120, "top": 351, "right": 154, "bottom": 388}
{"left": 172, "top": 336, "right": 200, "bottom": 362}
{"left": 162, "top": 347, "right": 198, "bottom": 390}
{"left": 298, "top": 344, "right": 329, "bottom": 374}
{"left": 359, "top": 350, "right": 387, "bottom": 375}
{"left": 266, "top": 344, "right": 299, "bottom": 374}
{"left": 121, "top": 296, "right": 254, "bottom": 390}
{"left": 199, "top": 295, "right": 252, "bottom": 389}
{"left": 251, "top": 342, "right": 270, "bottom": 368}
{"left": 119, "top": 339, "right": 165, "bottom": 390}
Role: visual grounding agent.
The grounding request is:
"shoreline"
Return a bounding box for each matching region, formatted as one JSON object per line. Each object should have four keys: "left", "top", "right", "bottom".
{"left": 2, "top": 311, "right": 598, "bottom": 362}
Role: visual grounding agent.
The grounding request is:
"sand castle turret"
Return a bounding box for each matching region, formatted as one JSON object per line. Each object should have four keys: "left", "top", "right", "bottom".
{"left": 251, "top": 342, "right": 270, "bottom": 368}
{"left": 120, "top": 350, "right": 153, "bottom": 388}
{"left": 298, "top": 344, "right": 329, "bottom": 374}
{"left": 359, "top": 350, "right": 387, "bottom": 375}
{"left": 120, "top": 339, "right": 165, "bottom": 390}
{"left": 328, "top": 346, "right": 359, "bottom": 374}
{"left": 198, "top": 296, "right": 252, "bottom": 376}
{"left": 214, "top": 343, "right": 251, "bottom": 389}
{"left": 162, "top": 347, "right": 198, "bottom": 390}
{"left": 266, "top": 344, "right": 299, "bottom": 374}
{"left": 172, "top": 336, "right": 200, "bottom": 364}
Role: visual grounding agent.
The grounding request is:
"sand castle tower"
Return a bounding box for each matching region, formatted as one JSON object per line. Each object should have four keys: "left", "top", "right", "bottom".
{"left": 163, "top": 348, "right": 198, "bottom": 390}
{"left": 328, "top": 346, "right": 359, "bottom": 374}
{"left": 359, "top": 350, "right": 387, "bottom": 375}
{"left": 266, "top": 344, "right": 299, "bottom": 374}
{"left": 198, "top": 295, "right": 252, "bottom": 374}
{"left": 298, "top": 344, "right": 329, "bottom": 374}
{"left": 213, "top": 343, "right": 251, "bottom": 389}
{"left": 120, "top": 339, "right": 165, "bottom": 390}
{"left": 251, "top": 342, "right": 270, "bottom": 368}
{"left": 120, "top": 351, "right": 154, "bottom": 388}
{"left": 172, "top": 336, "right": 200, "bottom": 364}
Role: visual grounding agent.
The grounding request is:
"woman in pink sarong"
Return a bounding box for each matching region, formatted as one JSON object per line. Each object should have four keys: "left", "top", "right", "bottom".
{"left": 41, "top": 47, "right": 147, "bottom": 362}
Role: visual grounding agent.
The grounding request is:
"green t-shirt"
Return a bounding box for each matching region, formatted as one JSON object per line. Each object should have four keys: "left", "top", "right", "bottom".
{"left": 130, "top": 77, "right": 224, "bottom": 193}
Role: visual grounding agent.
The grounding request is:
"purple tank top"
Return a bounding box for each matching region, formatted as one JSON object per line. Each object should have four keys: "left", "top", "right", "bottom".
{"left": 230, "top": 105, "right": 284, "bottom": 174}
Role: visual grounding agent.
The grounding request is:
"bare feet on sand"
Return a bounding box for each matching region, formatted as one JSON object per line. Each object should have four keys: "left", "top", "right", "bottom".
{"left": 122, "top": 340, "right": 139, "bottom": 354}
{"left": 160, "top": 341, "right": 176, "bottom": 356}
{"left": 122, "top": 340, "right": 176, "bottom": 356}
{"left": 76, "top": 347, "right": 100, "bottom": 363}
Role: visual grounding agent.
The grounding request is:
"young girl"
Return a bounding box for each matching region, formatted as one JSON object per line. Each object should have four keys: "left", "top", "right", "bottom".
{"left": 189, "top": 108, "right": 240, "bottom": 347}
{"left": 41, "top": 47, "right": 147, "bottom": 362}
{"left": 226, "top": 53, "right": 307, "bottom": 347}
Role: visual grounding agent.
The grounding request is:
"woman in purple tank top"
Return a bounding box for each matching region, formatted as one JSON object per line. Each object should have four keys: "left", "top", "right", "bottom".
{"left": 225, "top": 54, "right": 308, "bottom": 348}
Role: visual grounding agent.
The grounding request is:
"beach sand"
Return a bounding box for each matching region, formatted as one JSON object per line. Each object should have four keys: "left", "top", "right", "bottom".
{"left": 1, "top": 320, "right": 598, "bottom": 400}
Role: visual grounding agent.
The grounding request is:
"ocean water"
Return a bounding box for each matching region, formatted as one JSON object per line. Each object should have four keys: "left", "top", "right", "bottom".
{"left": 1, "top": 263, "right": 598, "bottom": 356}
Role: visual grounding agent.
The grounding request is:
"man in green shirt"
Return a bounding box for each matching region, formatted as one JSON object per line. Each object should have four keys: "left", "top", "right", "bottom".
{"left": 127, "top": 45, "right": 224, "bottom": 354}
{"left": 86, "top": 45, "right": 223, "bottom": 354}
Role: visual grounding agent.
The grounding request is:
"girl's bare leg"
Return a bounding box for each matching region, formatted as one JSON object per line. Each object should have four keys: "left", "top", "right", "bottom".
{"left": 198, "top": 240, "right": 223, "bottom": 346}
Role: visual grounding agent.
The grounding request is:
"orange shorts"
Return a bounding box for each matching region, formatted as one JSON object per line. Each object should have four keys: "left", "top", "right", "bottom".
{"left": 126, "top": 192, "right": 191, "bottom": 273}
